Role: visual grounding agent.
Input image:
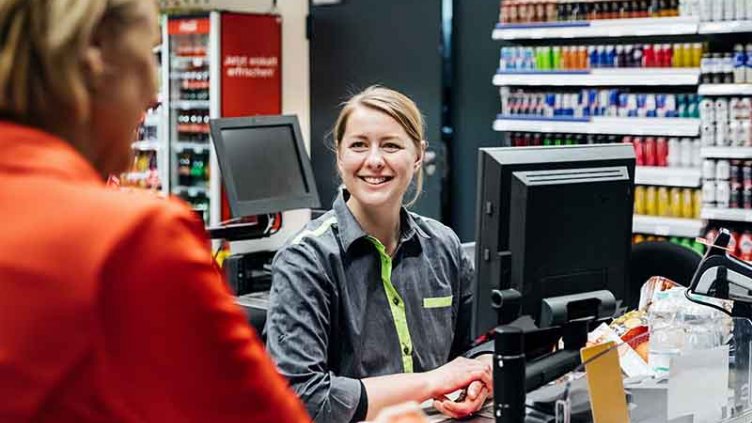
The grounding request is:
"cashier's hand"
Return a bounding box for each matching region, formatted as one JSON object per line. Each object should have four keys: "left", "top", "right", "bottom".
{"left": 432, "top": 355, "right": 493, "bottom": 419}
{"left": 424, "top": 356, "right": 492, "bottom": 418}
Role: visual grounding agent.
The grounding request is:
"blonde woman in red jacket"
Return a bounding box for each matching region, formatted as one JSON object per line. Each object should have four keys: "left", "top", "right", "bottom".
{"left": 0, "top": 1, "right": 308, "bottom": 421}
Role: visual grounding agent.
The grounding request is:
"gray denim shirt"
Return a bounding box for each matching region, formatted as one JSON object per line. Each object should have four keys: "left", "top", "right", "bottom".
{"left": 266, "top": 191, "right": 474, "bottom": 422}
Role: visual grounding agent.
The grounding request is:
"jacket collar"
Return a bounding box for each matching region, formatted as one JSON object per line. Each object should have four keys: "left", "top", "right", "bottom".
{"left": 332, "top": 189, "right": 430, "bottom": 252}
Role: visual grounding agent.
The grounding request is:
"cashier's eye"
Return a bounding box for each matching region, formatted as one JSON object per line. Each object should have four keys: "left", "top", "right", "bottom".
{"left": 348, "top": 140, "right": 368, "bottom": 152}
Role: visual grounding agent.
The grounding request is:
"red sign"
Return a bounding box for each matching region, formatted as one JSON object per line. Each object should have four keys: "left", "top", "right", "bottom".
{"left": 220, "top": 13, "right": 282, "bottom": 220}
{"left": 168, "top": 17, "right": 210, "bottom": 35}
{"left": 220, "top": 14, "right": 282, "bottom": 118}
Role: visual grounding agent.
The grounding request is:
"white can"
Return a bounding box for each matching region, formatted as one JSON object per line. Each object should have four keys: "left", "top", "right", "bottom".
{"left": 716, "top": 122, "right": 729, "bottom": 146}
{"left": 692, "top": 138, "right": 703, "bottom": 167}
{"left": 703, "top": 159, "right": 717, "bottom": 180}
{"left": 681, "top": 138, "right": 694, "bottom": 167}
{"left": 739, "top": 97, "right": 752, "bottom": 120}
{"left": 703, "top": 180, "right": 717, "bottom": 205}
{"left": 700, "top": 0, "right": 714, "bottom": 21}
{"left": 715, "top": 98, "right": 730, "bottom": 124}
{"left": 730, "top": 97, "right": 742, "bottom": 120}
{"left": 742, "top": 121, "right": 752, "bottom": 146}
{"left": 739, "top": 0, "right": 750, "bottom": 20}
{"left": 717, "top": 181, "right": 731, "bottom": 208}
{"left": 701, "top": 122, "right": 716, "bottom": 146}
{"left": 725, "top": 0, "right": 737, "bottom": 20}
{"left": 700, "top": 98, "right": 716, "bottom": 123}
{"left": 668, "top": 138, "right": 681, "bottom": 167}
{"left": 717, "top": 159, "right": 732, "bottom": 180}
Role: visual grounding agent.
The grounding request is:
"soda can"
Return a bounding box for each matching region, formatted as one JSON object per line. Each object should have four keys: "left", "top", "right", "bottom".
{"left": 700, "top": 98, "right": 716, "bottom": 122}
{"left": 703, "top": 180, "right": 717, "bottom": 205}
{"left": 656, "top": 137, "right": 668, "bottom": 166}
{"left": 668, "top": 137, "right": 681, "bottom": 166}
{"left": 731, "top": 160, "right": 742, "bottom": 184}
{"left": 644, "top": 137, "right": 657, "bottom": 166}
{"left": 692, "top": 138, "right": 702, "bottom": 167}
{"left": 694, "top": 189, "right": 703, "bottom": 219}
{"left": 715, "top": 98, "right": 730, "bottom": 124}
{"left": 670, "top": 188, "right": 683, "bottom": 217}
{"left": 716, "top": 122, "right": 729, "bottom": 146}
{"left": 701, "top": 122, "right": 715, "bottom": 146}
{"left": 724, "top": 0, "right": 736, "bottom": 20}
{"left": 744, "top": 160, "right": 752, "bottom": 184}
{"left": 717, "top": 159, "right": 731, "bottom": 180}
{"left": 730, "top": 182, "right": 742, "bottom": 209}
{"left": 744, "top": 185, "right": 752, "bottom": 209}
{"left": 680, "top": 138, "right": 693, "bottom": 168}
{"left": 717, "top": 181, "right": 731, "bottom": 209}
{"left": 703, "top": 159, "right": 717, "bottom": 180}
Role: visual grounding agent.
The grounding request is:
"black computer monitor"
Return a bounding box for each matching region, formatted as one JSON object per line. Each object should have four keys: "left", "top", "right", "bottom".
{"left": 209, "top": 115, "right": 320, "bottom": 218}
{"left": 471, "top": 144, "right": 635, "bottom": 338}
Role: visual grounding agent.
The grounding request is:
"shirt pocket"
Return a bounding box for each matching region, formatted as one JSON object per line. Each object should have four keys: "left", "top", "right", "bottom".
{"left": 423, "top": 295, "right": 453, "bottom": 309}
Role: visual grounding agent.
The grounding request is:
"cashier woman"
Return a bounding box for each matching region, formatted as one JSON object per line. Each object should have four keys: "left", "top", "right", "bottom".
{"left": 267, "top": 86, "right": 493, "bottom": 422}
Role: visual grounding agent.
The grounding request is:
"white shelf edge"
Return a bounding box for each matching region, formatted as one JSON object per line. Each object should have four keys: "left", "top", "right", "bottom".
{"left": 493, "top": 68, "right": 700, "bottom": 87}
{"left": 492, "top": 17, "right": 698, "bottom": 40}
{"left": 699, "top": 20, "right": 752, "bottom": 34}
{"left": 170, "top": 100, "right": 210, "bottom": 110}
{"left": 493, "top": 117, "right": 700, "bottom": 137}
{"left": 698, "top": 84, "right": 752, "bottom": 96}
{"left": 702, "top": 207, "right": 752, "bottom": 223}
{"left": 634, "top": 166, "right": 702, "bottom": 188}
{"left": 701, "top": 147, "right": 752, "bottom": 159}
{"left": 633, "top": 215, "right": 705, "bottom": 237}
{"left": 131, "top": 141, "right": 161, "bottom": 150}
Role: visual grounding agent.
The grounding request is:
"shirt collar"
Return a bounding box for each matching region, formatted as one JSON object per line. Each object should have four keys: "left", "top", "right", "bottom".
{"left": 332, "top": 189, "right": 430, "bottom": 252}
{"left": 0, "top": 121, "right": 103, "bottom": 185}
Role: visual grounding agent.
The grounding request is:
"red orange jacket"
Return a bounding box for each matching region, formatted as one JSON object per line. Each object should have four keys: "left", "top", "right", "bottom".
{"left": 0, "top": 122, "right": 310, "bottom": 422}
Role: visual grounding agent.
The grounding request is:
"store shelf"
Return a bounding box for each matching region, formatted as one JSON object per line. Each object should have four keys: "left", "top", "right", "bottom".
{"left": 699, "top": 20, "right": 752, "bottom": 34}
{"left": 174, "top": 142, "right": 211, "bottom": 152}
{"left": 634, "top": 166, "right": 702, "bottom": 188}
{"left": 702, "top": 207, "right": 752, "bottom": 223}
{"left": 493, "top": 116, "right": 701, "bottom": 136}
{"left": 701, "top": 147, "right": 752, "bottom": 159}
{"left": 171, "top": 56, "right": 208, "bottom": 67}
{"left": 171, "top": 100, "right": 210, "bottom": 109}
{"left": 633, "top": 215, "right": 705, "bottom": 237}
{"left": 493, "top": 68, "right": 700, "bottom": 87}
{"left": 698, "top": 84, "right": 752, "bottom": 96}
{"left": 492, "top": 17, "right": 698, "bottom": 40}
{"left": 132, "top": 140, "right": 161, "bottom": 150}
{"left": 143, "top": 113, "right": 160, "bottom": 127}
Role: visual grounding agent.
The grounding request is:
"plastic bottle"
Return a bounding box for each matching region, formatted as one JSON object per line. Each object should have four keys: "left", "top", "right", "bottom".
{"left": 648, "top": 290, "right": 683, "bottom": 375}
{"left": 734, "top": 44, "right": 747, "bottom": 84}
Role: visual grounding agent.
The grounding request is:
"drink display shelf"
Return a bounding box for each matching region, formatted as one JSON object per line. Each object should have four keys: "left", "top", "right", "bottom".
{"left": 494, "top": 115, "right": 701, "bottom": 136}
{"left": 701, "top": 147, "right": 752, "bottom": 159}
{"left": 174, "top": 185, "right": 209, "bottom": 197}
{"left": 132, "top": 141, "right": 161, "bottom": 151}
{"left": 635, "top": 166, "right": 702, "bottom": 188}
{"left": 171, "top": 100, "right": 210, "bottom": 110}
{"left": 174, "top": 142, "right": 211, "bottom": 152}
{"left": 633, "top": 215, "right": 705, "bottom": 237}
{"left": 493, "top": 17, "right": 698, "bottom": 40}
{"left": 702, "top": 207, "right": 752, "bottom": 223}
{"left": 494, "top": 68, "right": 700, "bottom": 87}
{"left": 698, "top": 84, "right": 752, "bottom": 96}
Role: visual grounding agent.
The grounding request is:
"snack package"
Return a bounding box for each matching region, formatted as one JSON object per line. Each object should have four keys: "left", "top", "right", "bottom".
{"left": 638, "top": 276, "right": 681, "bottom": 311}
{"left": 587, "top": 322, "right": 653, "bottom": 378}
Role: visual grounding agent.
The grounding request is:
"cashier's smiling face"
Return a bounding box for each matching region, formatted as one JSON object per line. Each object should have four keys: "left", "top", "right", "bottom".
{"left": 337, "top": 106, "right": 422, "bottom": 213}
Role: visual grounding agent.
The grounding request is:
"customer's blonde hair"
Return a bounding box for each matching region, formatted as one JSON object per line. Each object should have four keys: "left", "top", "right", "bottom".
{"left": 0, "top": 0, "right": 144, "bottom": 125}
{"left": 333, "top": 86, "right": 427, "bottom": 207}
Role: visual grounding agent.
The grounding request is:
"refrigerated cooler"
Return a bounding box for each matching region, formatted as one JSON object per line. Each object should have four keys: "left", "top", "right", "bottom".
{"left": 163, "top": 12, "right": 282, "bottom": 225}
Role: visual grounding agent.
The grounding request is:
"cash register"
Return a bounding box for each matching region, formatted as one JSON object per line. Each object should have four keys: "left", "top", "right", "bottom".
{"left": 207, "top": 114, "right": 320, "bottom": 331}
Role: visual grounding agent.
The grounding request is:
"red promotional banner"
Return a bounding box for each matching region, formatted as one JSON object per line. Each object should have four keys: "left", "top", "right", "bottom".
{"left": 220, "top": 13, "right": 282, "bottom": 220}
{"left": 220, "top": 13, "right": 282, "bottom": 118}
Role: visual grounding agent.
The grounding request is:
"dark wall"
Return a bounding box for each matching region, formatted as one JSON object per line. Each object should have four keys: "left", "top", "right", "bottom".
{"left": 450, "top": 0, "right": 505, "bottom": 241}
{"left": 309, "top": 0, "right": 444, "bottom": 219}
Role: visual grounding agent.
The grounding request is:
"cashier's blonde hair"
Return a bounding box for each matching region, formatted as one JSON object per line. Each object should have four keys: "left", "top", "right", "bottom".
{"left": 333, "top": 86, "right": 427, "bottom": 207}
{"left": 0, "top": 0, "right": 145, "bottom": 125}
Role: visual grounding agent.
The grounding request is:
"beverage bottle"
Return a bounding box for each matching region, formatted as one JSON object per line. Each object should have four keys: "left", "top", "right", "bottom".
{"left": 702, "top": 180, "right": 716, "bottom": 207}
{"left": 657, "top": 186, "right": 671, "bottom": 216}
{"left": 680, "top": 137, "right": 693, "bottom": 167}
{"left": 656, "top": 137, "right": 668, "bottom": 166}
{"left": 178, "top": 151, "right": 192, "bottom": 186}
{"left": 710, "top": 53, "right": 723, "bottom": 83}
{"left": 667, "top": 137, "right": 681, "bottom": 166}
{"left": 740, "top": 231, "right": 752, "bottom": 261}
{"left": 693, "top": 188, "right": 703, "bottom": 218}
{"left": 700, "top": 53, "right": 712, "bottom": 83}
{"left": 717, "top": 181, "right": 731, "bottom": 208}
{"left": 551, "top": 46, "right": 562, "bottom": 69}
{"left": 681, "top": 188, "right": 695, "bottom": 218}
{"left": 644, "top": 136, "right": 657, "bottom": 166}
{"left": 734, "top": 44, "right": 747, "bottom": 83}
{"left": 670, "top": 187, "right": 683, "bottom": 217}
{"left": 645, "top": 186, "right": 658, "bottom": 215}
{"left": 724, "top": 0, "right": 736, "bottom": 20}
{"left": 722, "top": 53, "right": 735, "bottom": 84}
{"left": 634, "top": 234, "right": 646, "bottom": 244}
{"left": 692, "top": 138, "right": 702, "bottom": 167}
{"left": 648, "top": 290, "right": 683, "bottom": 375}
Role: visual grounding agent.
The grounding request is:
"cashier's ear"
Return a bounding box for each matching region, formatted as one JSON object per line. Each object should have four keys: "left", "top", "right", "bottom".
{"left": 414, "top": 140, "right": 427, "bottom": 170}
{"left": 82, "top": 45, "right": 106, "bottom": 93}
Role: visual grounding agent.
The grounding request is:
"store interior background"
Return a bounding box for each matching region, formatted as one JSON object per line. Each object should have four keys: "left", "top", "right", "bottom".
{"left": 166, "top": 0, "right": 503, "bottom": 245}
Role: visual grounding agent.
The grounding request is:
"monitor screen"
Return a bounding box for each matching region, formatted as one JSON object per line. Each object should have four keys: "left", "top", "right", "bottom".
{"left": 221, "top": 125, "right": 308, "bottom": 201}
{"left": 471, "top": 144, "right": 635, "bottom": 338}
{"left": 210, "top": 115, "right": 320, "bottom": 218}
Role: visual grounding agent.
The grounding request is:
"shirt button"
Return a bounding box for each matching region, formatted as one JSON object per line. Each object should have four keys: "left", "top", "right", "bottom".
{"left": 403, "top": 346, "right": 410, "bottom": 355}
{"left": 393, "top": 297, "right": 400, "bottom": 306}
